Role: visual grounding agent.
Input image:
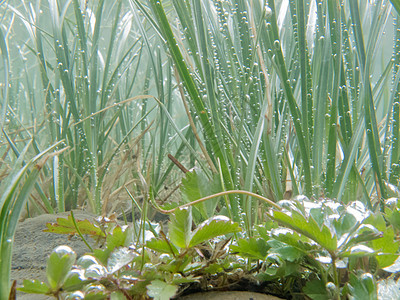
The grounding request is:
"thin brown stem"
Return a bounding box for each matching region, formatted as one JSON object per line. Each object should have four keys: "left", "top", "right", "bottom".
{"left": 173, "top": 66, "right": 218, "bottom": 173}
{"left": 168, "top": 153, "right": 189, "bottom": 173}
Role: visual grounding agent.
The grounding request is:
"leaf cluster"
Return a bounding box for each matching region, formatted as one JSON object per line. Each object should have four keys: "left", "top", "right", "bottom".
{"left": 18, "top": 195, "right": 400, "bottom": 299}
{"left": 18, "top": 208, "right": 241, "bottom": 299}
{"left": 232, "top": 196, "right": 400, "bottom": 299}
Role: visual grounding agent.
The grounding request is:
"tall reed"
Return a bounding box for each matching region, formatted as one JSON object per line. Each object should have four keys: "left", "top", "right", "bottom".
{"left": 1, "top": 1, "right": 181, "bottom": 215}
{"left": 132, "top": 0, "right": 400, "bottom": 229}
{"left": 2, "top": 0, "right": 400, "bottom": 230}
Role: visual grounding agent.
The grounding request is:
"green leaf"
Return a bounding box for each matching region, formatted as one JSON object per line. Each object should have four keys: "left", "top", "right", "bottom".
{"left": 18, "top": 280, "right": 50, "bottom": 294}
{"left": 268, "top": 240, "right": 305, "bottom": 262}
{"left": 340, "top": 245, "right": 377, "bottom": 258}
{"left": 230, "top": 238, "right": 269, "bottom": 260}
{"left": 270, "top": 228, "right": 313, "bottom": 252}
{"left": 385, "top": 207, "right": 400, "bottom": 231}
{"left": 0, "top": 141, "right": 62, "bottom": 299}
{"left": 168, "top": 207, "right": 192, "bottom": 248}
{"left": 94, "top": 225, "right": 132, "bottom": 264}
{"left": 383, "top": 257, "right": 400, "bottom": 273}
{"left": 181, "top": 171, "right": 204, "bottom": 203}
{"left": 366, "top": 214, "right": 399, "bottom": 268}
{"left": 255, "top": 222, "right": 277, "bottom": 240}
{"left": 270, "top": 210, "right": 337, "bottom": 251}
{"left": 171, "top": 274, "right": 199, "bottom": 285}
{"left": 62, "top": 270, "right": 86, "bottom": 291}
{"left": 143, "top": 0, "right": 237, "bottom": 222}
{"left": 181, "top": 171, "right": 221, "bottom": 219}
{"left": 146, "top": 280, "right": 178, "bottom": 300}
{"left": 373, "top": 232, "right": 398, "bottom": 268}
{"left": 146, "top": 238, "right": 178, "bottom": 255}
{"left": 189, "top": 216, "right": 241, "bottom": 248}
{"left": 106, "top": 225, "right": 131, "bottom": 249}
{"left": 309, "top": 207, "right": 325, "bottom": 228}
{"left": 303, "top": 279, "right": 329, "bottom": 300}
{"left": 43, "top": 215, "right": 105, "bottom": 237}
{"left": 333, "top": 212, "right": 357, "bottom": 239}
{"left": 341, "top": 225, "right": 383, "bottom": 251}
{"left": 46, "top": 245, "right": 76, "bottom": 290}
{"left": 348, "top": 273, "right": 377, "bottom": 300}
{"left": 85, "top": 290, "right": 107, "bottom": 300}
{"left": 390, "top": 0, "right": 400, "bottom": 16}
{"left": 204, "top": 263, "right": 224, "bottom": 274}
{"left": 110, "top": 291, "right": 125, "bottom": 300}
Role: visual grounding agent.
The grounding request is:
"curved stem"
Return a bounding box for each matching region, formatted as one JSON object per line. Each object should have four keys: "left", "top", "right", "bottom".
{"left": 70, "top": 210, "right": 93, "bottom": 252}
{"left": 153, "top": 190, "right": 281, "bottom": 214}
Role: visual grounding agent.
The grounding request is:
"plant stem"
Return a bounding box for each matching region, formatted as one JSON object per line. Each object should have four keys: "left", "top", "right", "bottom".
{"left": 154, "top": 190, "right": 281, "bottom": 214}
{"left": 330, "top": 251, "right": 340, "bottom": 300}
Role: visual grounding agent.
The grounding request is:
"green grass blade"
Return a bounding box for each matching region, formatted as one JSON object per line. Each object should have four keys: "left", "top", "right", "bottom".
{"left": 332, "top": 118, "right": 364, "bottom": 201}
{"left": 264, "top": 0, "right": 312, "bottom": 196}
{"left": 349, "top": 0, "right": 387, "bottom": 201}
{"left": 139, "top": 0, "right": 238, "bottom": 218}
{"left": 0, "top": 141, "right": 62, "bottom": 299}
{"left": 0, "top": 27, "right": 9, "bottom": 131}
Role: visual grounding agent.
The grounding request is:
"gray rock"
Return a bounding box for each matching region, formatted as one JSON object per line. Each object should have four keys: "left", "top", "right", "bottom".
{"left": 11, "top": 211, "right": 96, "bottom": 299}
{"left": 178, "top": 291, "right": 283, "bottom": 300}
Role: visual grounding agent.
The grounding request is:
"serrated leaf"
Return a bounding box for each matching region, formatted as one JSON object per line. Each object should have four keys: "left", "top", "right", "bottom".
{"left": 268, "top": 240, "right": 305, "bottom": 262}
{"left": 204, "top": 263, "right": 224, "bottom": 274}
{"left": 107, "top": 226, "right": 131, "bottom": 249}
{"left": 94, "top": 226, "right": 131, "bottom": 265}
{"left": 385, "top": 208, "right": 400, "bottom": 231}
{"left": 340, "top": 245, "right": 376, "bottom": 258}
{"left": 230, "top": 238, "right": 269, "bottom": 260}
{"left": 342, "top": 225, "right": 383, "bottom": 250}
{"left": 44, "top": 215, "right": 104, "bottom": 237}
{"left": 349, "top": 273, "right": 377, "bottom": 300}
{"left": 271, "top": 210, "right": 337, "bottom": 251}
{"left": 189, "top": 216, "right": 241, "bottom": 248}
{"left": 107, "top": 247, "right": 136, "bottom": 273}
{"left": 168, "top": 207, "right": 192, "bottom": 248}
{"left": 181, "top": 170, "right": 221, "bottom": 219}
{"left": 271, "top": 228, "right": 313, "bottom": 252}
{"left": 333, "top": 212, "right": 357, "bottom": 239}
{"left": 147, "top": 280, "right": 178, "bottom": 300}
{"left": 376, "top": 251, "right": 398, "bottom": 269}
{"left": 255, "top": 221, "right": 277, "bottom": 240}
{"left": 146, "top": 238, "right": 178, "bottom": 255}
{"left": 18, "top": 280, "right": 50, "bottom": 294}
{"left": 366, "top": 214, "right": 399, "bottom": 268}
{"left": 366, "top": 213, "right": 386, "bottom": 230}
{"left": 310, "top": 207, "right": 325, "bottom": 228}
{"left": 303, "top": 279, "right": 329, "bottom": 300}
{"left": 47, "top": 245, "right": 76, "bottom": 289}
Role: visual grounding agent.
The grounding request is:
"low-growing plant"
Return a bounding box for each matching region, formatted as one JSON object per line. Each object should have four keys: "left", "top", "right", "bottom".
{"left": 18, "top": 206, "right": 241, "bottom": 299}
{"left": 3, "top": 0, "right": 400, "bottom": 299}
{"left": 233, "top": 196, "right": 400, "bottom": 299}
{"left": 18, "top": 192, "right": 400, "bottom": 299}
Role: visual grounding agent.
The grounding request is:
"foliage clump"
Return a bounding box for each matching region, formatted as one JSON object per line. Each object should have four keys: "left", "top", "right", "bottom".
{"left": 18, "top": 196, "right": 400, "bottom": 299}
